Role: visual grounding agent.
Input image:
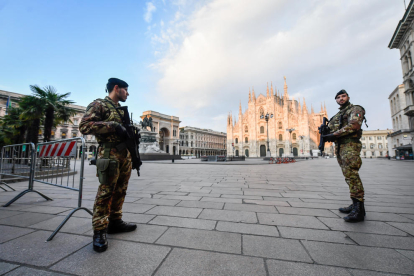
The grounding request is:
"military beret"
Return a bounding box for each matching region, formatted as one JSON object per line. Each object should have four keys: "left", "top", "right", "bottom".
{"left": 107, "top": 78, "right": 129, "bottom": 90}
{"left": 335, "top": 89, "right": 348, "bottom": 99}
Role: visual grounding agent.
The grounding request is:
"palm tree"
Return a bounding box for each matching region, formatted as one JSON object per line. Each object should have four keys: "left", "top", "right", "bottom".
{"left": 19, "top": 95, "right": 44, "bottom": 145}
{"left": 29, "top": 85, "right": 76, "bottom": 142}
{"left": 0, "top": 106, "right": 28, "bottom": 146}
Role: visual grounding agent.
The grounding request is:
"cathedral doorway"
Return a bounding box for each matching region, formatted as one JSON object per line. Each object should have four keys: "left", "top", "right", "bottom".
{"left": 245, "top": 149, "right": 249, "bottom": 157}
{"left": 293, "top": 147, "right": 298, "bottom": 157}
{"left": 260, "top": 145, "right": 266, "bottom": 157}
{"left": 235, "top": 150, "right": 239, "bottom": 156}
{"left": 279, "top": 148, "right": 284, "bottom": 157}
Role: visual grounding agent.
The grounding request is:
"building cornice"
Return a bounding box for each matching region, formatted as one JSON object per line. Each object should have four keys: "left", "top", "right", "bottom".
{"left": 388, "top": 84, "right": 404, "bottom": 99}
{"left": 389, "top": 0, "right": 414, "bottom": 49}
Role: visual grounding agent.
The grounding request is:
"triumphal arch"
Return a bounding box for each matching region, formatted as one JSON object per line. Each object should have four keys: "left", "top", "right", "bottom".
{"left": 140, "top": 110, "right": 181, "bottom": 155}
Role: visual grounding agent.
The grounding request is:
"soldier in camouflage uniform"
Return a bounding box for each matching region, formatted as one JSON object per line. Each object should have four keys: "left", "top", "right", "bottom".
{"left": 323, "top": 90, "right": 366, "bottom": 222}
{"left": 80, "top": 78, "right": 137, "bottom": 252}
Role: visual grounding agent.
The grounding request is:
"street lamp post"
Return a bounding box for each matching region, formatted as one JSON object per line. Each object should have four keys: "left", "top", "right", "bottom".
{"left": 260, "top": 113, "right": 274, "bottom": 156}
{"left": 286, "top": 128, "right": 295, "bottom": 157}
{"left": 299, "top": 135, "right": 305, "bottom": 156}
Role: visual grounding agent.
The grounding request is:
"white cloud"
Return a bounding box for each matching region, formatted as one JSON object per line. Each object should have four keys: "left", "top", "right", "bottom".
{"left": 144, "top": 2, "right": 156, "bottom": 23}
{"left": 150, "top": 0, "right": 404, "bottom": 132}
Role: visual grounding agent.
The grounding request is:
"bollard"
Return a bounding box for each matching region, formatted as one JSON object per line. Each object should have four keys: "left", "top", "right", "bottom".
{"left": 172, "top": 158, "right": 174, "bottom": 163}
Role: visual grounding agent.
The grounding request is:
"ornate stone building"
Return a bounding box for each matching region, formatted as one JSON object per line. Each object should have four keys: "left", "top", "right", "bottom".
{"left": 227, "top": 78, "right": 329, "bottom": 157}
{"left": 360, "top": 129, "right": 390, "bottom": 158}
{"left": 179, "top": 126, "right": 226, "bottom": 157}
{"left": 140, "top": 110, "right": 181, "bottom": 155}
{"left": 389, "top": 0, "right": 414, "bottom": 156}
{"left": 387, "top": 84, "right": 413, "bottom": 159}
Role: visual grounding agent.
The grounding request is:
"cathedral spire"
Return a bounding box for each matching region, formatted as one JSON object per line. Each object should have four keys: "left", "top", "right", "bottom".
{"left": 266, "top": 82, "right": 270, "bottom": 98}
{"left": 321, "top": 103, "right": 324, "bottom": 113}
{"left": 249, "top": 88, "right": 251, "bottom": 103}
{"left": 284, "top": 76, "right": 288, "bottom": 98}
{"left": 239, "top": 101, "right": 242, "bottom": 115}
{"left": 271, "top": 82, "right": 274, "bottom": 96}
{"left": 252, "top": 87, "right": 256, "bottom": 101}
{"left": 303, "top": 98, "right": 308, "bottom": 114}
{"left": 311, "top": 104, "right": 315, "bottom": 114}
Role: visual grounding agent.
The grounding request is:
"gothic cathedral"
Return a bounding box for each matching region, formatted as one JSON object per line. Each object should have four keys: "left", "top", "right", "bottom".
{"left": 227, "top": 77, "right": 329, "bottom": 157}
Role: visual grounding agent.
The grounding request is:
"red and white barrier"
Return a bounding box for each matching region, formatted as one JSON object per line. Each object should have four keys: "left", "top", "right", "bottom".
{"left": 39, "top": 141, "right": 77, "bottom": 157}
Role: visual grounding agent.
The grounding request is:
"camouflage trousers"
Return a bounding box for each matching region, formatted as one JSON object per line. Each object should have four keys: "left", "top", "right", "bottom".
{"left": 336, "top": 142, "right": 364, "bottom": 202}
{"left": 93, "top": 147, "right": 132, "bottom": 231}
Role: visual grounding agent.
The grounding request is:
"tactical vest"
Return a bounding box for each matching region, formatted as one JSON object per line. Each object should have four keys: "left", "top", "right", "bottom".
{"left": 92, "top": 97, "right": 125, "bottom": 143}
{"left": 328, "top": 103, "right": 367, "bottom": 140}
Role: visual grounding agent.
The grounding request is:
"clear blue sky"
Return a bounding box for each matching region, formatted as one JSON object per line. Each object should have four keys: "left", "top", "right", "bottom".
{"left": 0, "top": 0, "right": 172, "bottom": 120}
{"left": 0, "top": 0, "right": 406, "bottom": 132}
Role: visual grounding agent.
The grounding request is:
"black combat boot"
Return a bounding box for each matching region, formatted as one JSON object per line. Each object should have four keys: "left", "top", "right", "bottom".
{"left": 107, "top": 219, "right": 137, "bottom": 234}
{"left": 93, "top": 229, "right": 108, "bottom": 253}
{"left": 343, "top": 198, "right": 365, "bottom": 222}
{"left": 339, "top": 202, "right": 354, "bottom": 214}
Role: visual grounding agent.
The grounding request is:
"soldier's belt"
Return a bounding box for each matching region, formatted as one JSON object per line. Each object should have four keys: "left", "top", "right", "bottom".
{"left": 337, "top": 137, "right": 360, "bottom": 144}
{"left": 100, "top": 142, "right": 127, "bottom": 158}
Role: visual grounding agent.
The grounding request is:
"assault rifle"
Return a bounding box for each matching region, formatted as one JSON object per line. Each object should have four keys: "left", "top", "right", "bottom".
{"left": 117, "top": 106, "right": 142, "bottom": 176}
{"left": 318, "top": 117, "right": 330, "bottom": 153}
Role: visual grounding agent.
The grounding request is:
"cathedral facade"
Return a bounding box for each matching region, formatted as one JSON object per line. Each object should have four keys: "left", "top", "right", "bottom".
{"left": 227, "top": 77, "right": 329, "bottom": 157}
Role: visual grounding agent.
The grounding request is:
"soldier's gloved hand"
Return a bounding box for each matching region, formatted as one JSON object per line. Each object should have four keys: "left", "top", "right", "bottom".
{"left": 322, "top": 133, "right": 336, "bottom": 142}
{"left": 115, "top": 124, "right": 128, "bottom": 139}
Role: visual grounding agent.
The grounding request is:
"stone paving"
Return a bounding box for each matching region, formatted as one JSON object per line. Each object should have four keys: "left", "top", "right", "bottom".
{"left": 0, "top": 158, "right": 413, "bottom": 275}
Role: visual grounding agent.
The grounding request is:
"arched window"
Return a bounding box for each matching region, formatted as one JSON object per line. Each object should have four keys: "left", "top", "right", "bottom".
{"left": 279, "top": 134, "right": 283, "bottom": 141}
{"left": 245, "top": 137, "right": 248, "bottom": 143}
{"left": 260, "top": 126, "right": 264, "bottom": 133}
{"left": 362, "top": 144, "right": 366, "bottom": 149}
{"left": 191, "top": 141, "right": 193, "bottom": 147}
{"left": 390, "top": 100, "right": 393, "bottom": 114}
{"left": 245, "top": 126, "right": 248, "bottom": 133}
{"left": 378, "top": 143, "right": 383, "bottom": 149}
{"left": 408, "top": 51, "right": 413, "bottom": 70}
{"left": 278, "top": 122, "right": 282, "bottom": 129}
{"left": 370, "top": 143, "right": 374, "bottom": 149}
{"left": 292, "top": 133, "right": 296, "bottom": 140}
{"left": 361, "top": 137, "right": 365, "bottom": 140}
{"left": 235, "top": 138, "right": 238, "bottom": 144}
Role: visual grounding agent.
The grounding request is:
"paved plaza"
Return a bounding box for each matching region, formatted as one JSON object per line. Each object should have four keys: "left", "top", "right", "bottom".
{"left": 0, "top": 158, "right": 413, "bottom": 275}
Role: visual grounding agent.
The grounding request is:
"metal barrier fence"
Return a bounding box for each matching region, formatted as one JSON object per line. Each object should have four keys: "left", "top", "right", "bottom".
{"left": 1, "top": 143, "right": 52, "bottom": 202}
{"left": 2, "top": 138, "right": 92, "bottom": 241}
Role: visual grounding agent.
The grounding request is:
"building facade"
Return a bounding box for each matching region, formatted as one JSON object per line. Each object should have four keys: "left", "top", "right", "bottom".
{"left": 227, "top": 78, "right": 330, "bottom": 157}
{"left": 387, "top": 84, "right": 413, "bottom": 158}
{"left": 140, "top": 110, "right": 180, "bottom": 155}
{"left": 179, "top": 126, "right": 226, "bottom": 157}
{"left": 389, "top": 1, "right": 414, "bottom": 156}
{"left": 360, "top": 130, "right": 390, "bottom": 158}
{"left": 0, "top": 89, "right": 98, "bottom": 157}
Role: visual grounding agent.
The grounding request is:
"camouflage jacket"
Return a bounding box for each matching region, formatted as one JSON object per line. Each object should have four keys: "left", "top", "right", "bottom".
{"left": 79, "top": 96, "right": 125, "bottom": 143}
{"left": 328, "top": 102, "right": 365, "bottom": 140}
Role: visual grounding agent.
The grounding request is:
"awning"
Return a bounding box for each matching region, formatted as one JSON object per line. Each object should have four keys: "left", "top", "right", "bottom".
{"left": 396, "top": 144, "right": 413, "bottom": 150}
